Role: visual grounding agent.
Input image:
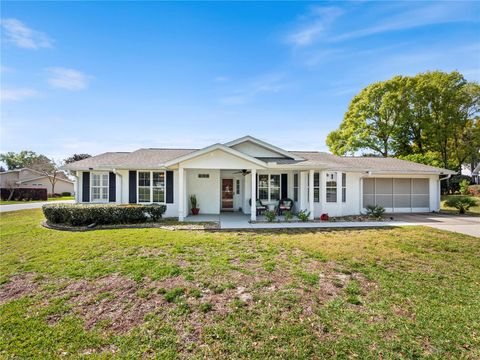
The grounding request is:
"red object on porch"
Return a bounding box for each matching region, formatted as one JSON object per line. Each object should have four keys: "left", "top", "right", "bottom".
{"left": 320, "top": 213, "right": 329, "bottom": 221}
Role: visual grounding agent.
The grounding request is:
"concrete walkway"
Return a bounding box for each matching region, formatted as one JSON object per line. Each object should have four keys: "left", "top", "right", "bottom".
{"left": 186, "top": 213, "right": 411, "bottom": 230}
{"left": 185, "top": 212, "right": 480, "bottom": 237}
{"left": 0, "top": 200, "right": 75, "bottom": 213}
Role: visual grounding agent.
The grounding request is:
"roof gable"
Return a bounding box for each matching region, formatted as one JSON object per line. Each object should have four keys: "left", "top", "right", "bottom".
{"left": 164, "top": 144, "right": 267, "bottom": 168}
{"left": 224, "top": 136, "right": 304, "bottom": 160}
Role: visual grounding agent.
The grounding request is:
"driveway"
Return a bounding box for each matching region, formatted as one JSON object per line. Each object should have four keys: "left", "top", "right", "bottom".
{"left": 392, "top": 213, "right": 480, "bottom": 238}
{"left": 0, "top": 200, "right": 75, "bottom": 213}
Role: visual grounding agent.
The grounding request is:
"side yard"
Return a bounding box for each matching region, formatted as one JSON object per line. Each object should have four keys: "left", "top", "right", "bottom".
{"left": 441, "top": 194, "right": 480, "bottom": 215}
{"left": 1, "top": 209, "right": 479, "bottom": 358}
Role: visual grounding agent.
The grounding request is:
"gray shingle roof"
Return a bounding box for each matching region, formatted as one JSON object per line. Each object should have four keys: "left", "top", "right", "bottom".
{"left": 63, "top": 148, "right": 455, "bottom": 174}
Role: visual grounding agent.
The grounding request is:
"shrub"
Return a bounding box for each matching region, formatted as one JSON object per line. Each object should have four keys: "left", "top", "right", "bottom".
{"left": 365, "top": 205, "right": 385, "bottom": 218}
{"left": 283, "top": 210, "right": 293, "bottom": 221}
{"left": 296, "top": 210, "right": 310, "bottom": 222}
{"left": 42, "top": 203, "right": 166, "bottom": 226}
{"left": 444, "top": 196, "right": 478, "bottom": 214}
{"left": 61, "top": 192, "right": 71, "bottom": 197}
{"left": 441, "top": 174, "right": 470, "bottom": 194}
{"left": 264, "top": 210, "right": 276, "bottom": 222}
{"left": 468, "top": 185, "right": 480, "bottom": 197}
{"left": 459, "top": 179, "right": 470, "bottom": 195}
{"left": 1, "top": 188, "right": 47, "bottom": 201}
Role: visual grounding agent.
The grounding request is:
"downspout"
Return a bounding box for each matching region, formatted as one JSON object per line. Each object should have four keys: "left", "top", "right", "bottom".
{"left": 113, "top": 169, "right": 122, "bottom": 203}
{"left": 437, "top": 174, "right": 451, "bottom": 212}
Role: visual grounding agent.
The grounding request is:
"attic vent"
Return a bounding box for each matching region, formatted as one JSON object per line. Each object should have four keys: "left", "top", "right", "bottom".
{"left": 198, "top": 174, "right": 210, "bottom": 179}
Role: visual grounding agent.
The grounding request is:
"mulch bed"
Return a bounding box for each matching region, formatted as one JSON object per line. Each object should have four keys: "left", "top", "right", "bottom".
{"left": 42, "top": 221, "right": 220, "bottom": 232}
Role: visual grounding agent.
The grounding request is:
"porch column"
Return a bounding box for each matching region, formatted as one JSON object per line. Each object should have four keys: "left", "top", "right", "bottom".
{"left": 309, "top": 169, "right": 314, "bottom": 220}
{"left": 250, "top": 169, "right": 256, "bottom": 222}
{"left": 178, "top": 167, "right": 184, "bottom": 221}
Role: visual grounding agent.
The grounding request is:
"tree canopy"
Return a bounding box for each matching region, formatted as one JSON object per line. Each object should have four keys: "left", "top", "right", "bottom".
{"left": 326, "top": 71, "right": 480, "bottom": 172}
{"left": 0, "top": 151, "right": 52, "bottom": 170}
{"left": 64, "top": 153, "right": 92, "bottom": 164}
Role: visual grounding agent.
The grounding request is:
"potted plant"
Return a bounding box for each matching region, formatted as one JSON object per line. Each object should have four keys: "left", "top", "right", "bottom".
{"left": 190, "top": 195, "right": 200, "bottom": 215}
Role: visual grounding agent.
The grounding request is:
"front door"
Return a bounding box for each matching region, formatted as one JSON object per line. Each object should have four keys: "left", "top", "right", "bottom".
{"left": 221, "top": 179, "right": 234, "bottom": 210}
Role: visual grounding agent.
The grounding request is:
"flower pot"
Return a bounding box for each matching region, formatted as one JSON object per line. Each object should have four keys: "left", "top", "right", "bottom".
{"left": 191, "top": 208, "right": 200, "bottom": 215}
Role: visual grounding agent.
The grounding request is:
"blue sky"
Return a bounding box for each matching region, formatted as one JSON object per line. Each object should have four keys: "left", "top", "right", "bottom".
{"left": 1, "top": 1, "right": 479, "bottom": 160}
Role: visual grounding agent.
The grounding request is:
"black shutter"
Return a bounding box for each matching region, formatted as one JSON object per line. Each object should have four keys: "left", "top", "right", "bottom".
{"left": 281, "top": 173, "right": 288, "bottom": 199}
{"left": 109, "top": 172, "right": 116, "bottom": 202}
{"left": 166, "top": 171, "right": 174, "bottom": 204}
{"left": 256, "top": 174, "right": 258, "bottom": 200}
{"left": 82, "top": 172, "right": 90, "bottom": 202}
{"left": 129, "top": 171, "right": 137, "bottom": 204}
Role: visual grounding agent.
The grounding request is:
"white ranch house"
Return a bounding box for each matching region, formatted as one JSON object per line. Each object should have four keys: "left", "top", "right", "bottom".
{"left": 63, "top": 136, "right": 455, "bottom": 221}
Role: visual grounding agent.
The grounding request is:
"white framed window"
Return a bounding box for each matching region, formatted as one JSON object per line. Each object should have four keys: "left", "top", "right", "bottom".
{"left": 258, "top": 174, "right": 281, "bottom": 201}
{"left": 236, "top": 179, "right": 240, "bottom": 195}
{"left": 314, "top": 172, "right": 320, "bottom": 202}
{"left": 342, "top": 173, "right": 346, "bottom": 203}
{"left": 91, "top": 172, "right": 109, "bottom": 202}
{"left": 198, "top": 174, "right": 209, "bottom": 178}
{"left": 293, "top": 173, "right": 298, "bottom": 202}
{"left": 138, "top": 171, "right": 165, "bottom": 203}
{"left": 326, "top": 172, "right": 337, "bottom": 203}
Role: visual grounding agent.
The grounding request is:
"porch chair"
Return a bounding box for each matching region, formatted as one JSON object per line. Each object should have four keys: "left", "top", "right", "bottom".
{"left": 249, "top": 198, "right": 267, "bottom": 215}
{"left": 278, "top": 198, "right": 293, "bottom": 215}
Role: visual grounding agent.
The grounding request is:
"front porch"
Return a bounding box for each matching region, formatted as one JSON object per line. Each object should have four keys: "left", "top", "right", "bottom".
{"left": 185, "top": 211, "right": 411, "bottom": 230}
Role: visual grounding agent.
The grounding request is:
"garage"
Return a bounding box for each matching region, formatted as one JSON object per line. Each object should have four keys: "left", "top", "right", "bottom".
{"left": 362, "top": 178, "right": 430, "bottom": 213}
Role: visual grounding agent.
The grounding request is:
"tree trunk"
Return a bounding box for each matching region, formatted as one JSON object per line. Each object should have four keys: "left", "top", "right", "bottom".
{"left": 7, "top": 188, "right": 15, "bottom": 201}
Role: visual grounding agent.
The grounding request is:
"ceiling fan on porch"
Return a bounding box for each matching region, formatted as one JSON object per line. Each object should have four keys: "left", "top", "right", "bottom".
{"left": 233, "top": 169, "right": 251, "bottom": 176}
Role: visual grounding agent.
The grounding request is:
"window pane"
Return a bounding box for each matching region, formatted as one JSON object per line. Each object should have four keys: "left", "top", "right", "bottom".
{"left": 314, "top": 188, "right": 319, "bottom": 202}
{"left": 139, "top": 187, "right": 150, "bottom": 202}
{"left": 153, "top": 188, "right": 164, "bottom": 202}
{"left": 102, "top": 174, "right": 109, "bottom": 186}
{"left": 92, "top": 174, "right": 100, "bottom": 187}
{"left": 314, "top": 173, "right": 319, "bottom": 187}
{"left": 326, "top": 188, "right": 337, "bottom": 203}
{"left": 138, "top": 172, "right": 150, "bottom": 187}
{"left": 270, "top": 187, "right": 280, "bottom": 201}
{"left": 258, "top": 175, "right": 268, "bottom": 188}
{"left": 92, "top": 187, "right": 100, "bottom": 200}
{"left": 294, "top": 173, "right": 298, "bottom": 187}
{"left": 101, "top": 187, "right": 108, "bottom": 200}
{"left": 342, "top": 188, "right": 346, "bottom": 203}
{"left": 259, "top": 188, "right": 268, "bottom": 200}
{"left": 270, "top": 175, "right": 280, "bottom": 187}
{"left": 153, "top": 172, "right": 164, "bottom": 187}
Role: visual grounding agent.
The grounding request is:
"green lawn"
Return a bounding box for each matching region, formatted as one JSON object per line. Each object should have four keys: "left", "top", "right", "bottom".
{"left": 441, "top": 194, "right": 480, "bottom": 215}
{"left": 0, "top": 196, "right": 74, "bottom": 205}
{"left": 1, "top": 210, "right": 479, "bottom": 359}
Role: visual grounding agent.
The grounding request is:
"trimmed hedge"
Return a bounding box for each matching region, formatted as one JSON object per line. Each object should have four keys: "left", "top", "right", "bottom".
{"left": 42, "top": 204, "right": 166, "bottom": 226}
{"left": 1, "top": 188, "right": 48, "bottom": 201}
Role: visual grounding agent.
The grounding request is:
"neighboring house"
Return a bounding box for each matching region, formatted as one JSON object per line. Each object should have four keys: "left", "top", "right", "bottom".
{"left": 63, "top": 135, "right": 456, "bottom": 221}
{"left": 473, "top": 163, "right": 480, "bottom": 184}
{"left": 0, "top": 168, "right": 74, "bottom": 195}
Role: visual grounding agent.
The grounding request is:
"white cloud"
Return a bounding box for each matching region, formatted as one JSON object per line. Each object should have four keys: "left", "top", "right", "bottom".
{"left": 214, "top": 76, "right": 230, "bottom": 83}
{"left": 46, "top": 67, "right": 92, "bottom": 91}
{"left": 328, "top": 2, "right": 476, "bottom": 43}
{"left": 1, "top": 88, "right": 39, "bottom": 102}
{"left": 286, "top": 6, "right": 343, "bottom": 46}
{"left": 220, "top": 74, "right": 286, "bottom": 105}
{"left": 1, "top": 18, "right": 52, "bottom": 49}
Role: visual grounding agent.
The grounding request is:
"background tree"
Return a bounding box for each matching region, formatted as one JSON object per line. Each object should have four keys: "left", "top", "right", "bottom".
{"left": 326, "top": 76, "right": 408, "bottom": 157}
{"left": 327, "top": 71, "right": 480, "bottom": 174}
{"left": 29, "top": 157, "right": 65, "bottom": 196}
{"left": 64, "top": 153, "right": 92, "bottom": 164}
{"left": 0, "top": 151, "right": 44, "bottom": 170}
